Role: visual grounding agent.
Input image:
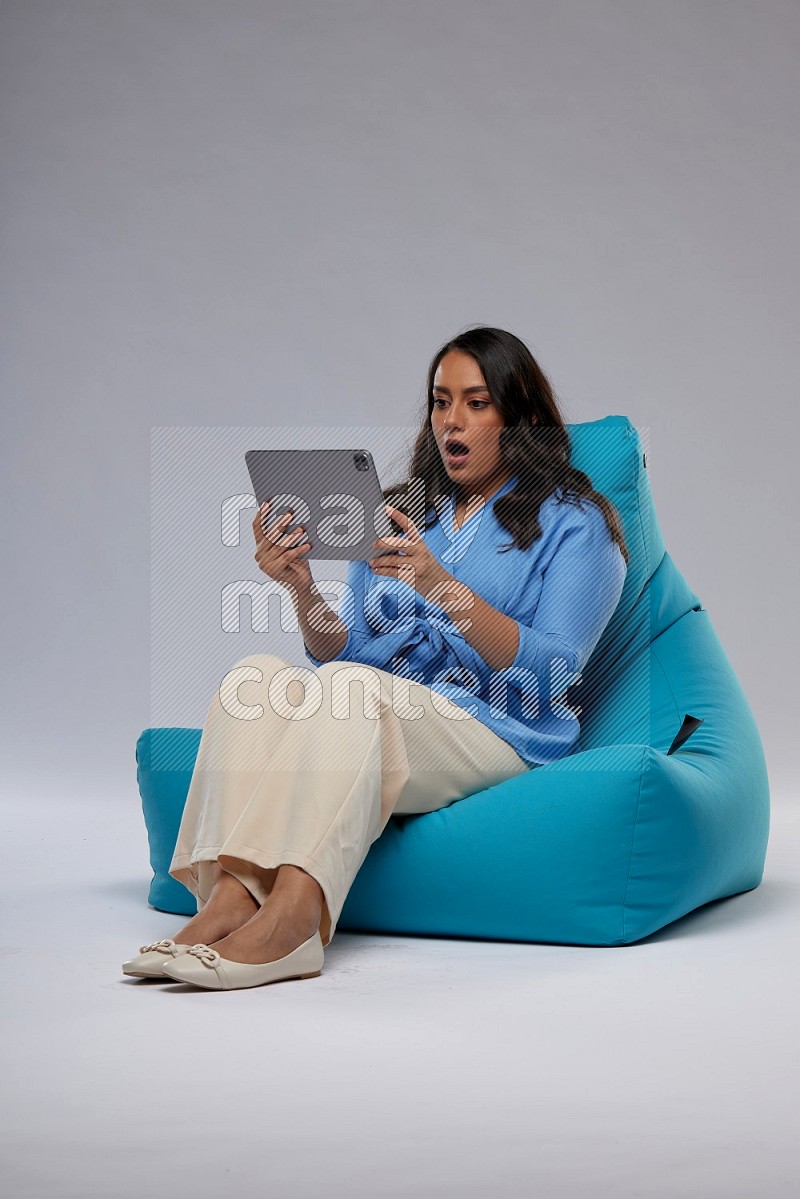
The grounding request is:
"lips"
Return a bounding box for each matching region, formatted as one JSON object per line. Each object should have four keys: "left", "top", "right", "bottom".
{"left": 445, "top": 439, "right": 469, "bottom": 458}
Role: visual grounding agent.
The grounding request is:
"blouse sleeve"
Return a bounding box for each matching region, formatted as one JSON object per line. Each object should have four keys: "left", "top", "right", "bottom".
{"left": 504, "top": 500, "right": 627, "bottom": 693}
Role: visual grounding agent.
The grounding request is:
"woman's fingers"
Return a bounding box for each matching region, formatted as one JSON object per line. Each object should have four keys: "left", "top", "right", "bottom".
{"left": 253, "top": 503, "right": 297, "bottom": 548}
{"left": 268, "top": 511, "right": 298, "bottom": 545}
{"left": 252, "top": 501, "right": 270, "bottom": 544}
{"left": 283, "top": 525, "right": 310, "bottom": 550}
{"left": 252, "top": 499, "right": 292, "bottom": 536}
{"left": 254, "top": 513, "right": 309, "bottom": 562}
{"left": 251, "top": 499, "right": 312, "bottom": 583}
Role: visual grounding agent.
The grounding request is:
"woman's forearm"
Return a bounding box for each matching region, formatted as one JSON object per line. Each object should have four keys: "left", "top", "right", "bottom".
{"left": 429, "top": 577, "right": 521, "bottom": 672}
{"left": 293, "top": 581, "right": 349, "bottom": 663}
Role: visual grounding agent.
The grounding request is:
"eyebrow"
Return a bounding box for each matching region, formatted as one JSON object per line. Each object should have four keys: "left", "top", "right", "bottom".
{"left": 432, "top": 385, "right": 490, "bottom": 395}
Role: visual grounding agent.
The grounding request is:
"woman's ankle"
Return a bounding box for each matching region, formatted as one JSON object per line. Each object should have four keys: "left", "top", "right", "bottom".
{"left": 208, "top": 871, "right": 256, "bottom": 905}
{"left": 171, "top": 882, "right": 258, "bottom": 942}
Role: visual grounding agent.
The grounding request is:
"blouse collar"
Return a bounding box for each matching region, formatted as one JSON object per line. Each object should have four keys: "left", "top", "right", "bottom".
{"left": 446, "top": 471, "right": 518, "bottom": 534}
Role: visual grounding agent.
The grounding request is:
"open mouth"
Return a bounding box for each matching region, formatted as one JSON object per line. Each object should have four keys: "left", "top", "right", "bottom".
{"left": 445, "top": 439, "right": 470, "bottom": 464}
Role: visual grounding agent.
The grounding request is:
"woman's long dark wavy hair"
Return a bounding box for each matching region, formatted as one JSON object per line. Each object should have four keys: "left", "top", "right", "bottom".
{"left": 381, "top": 326, "right": 630, "bottom": 564}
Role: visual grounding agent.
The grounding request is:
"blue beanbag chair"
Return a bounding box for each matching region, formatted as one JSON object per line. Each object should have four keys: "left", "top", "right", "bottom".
{"left": 135, "top": 415, "right": 770, "bottom": 945}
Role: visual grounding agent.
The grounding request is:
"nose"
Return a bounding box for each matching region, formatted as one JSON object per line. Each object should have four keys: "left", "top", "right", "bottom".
{"left": 443, "top": 408, "right": 466, "bottom": 432}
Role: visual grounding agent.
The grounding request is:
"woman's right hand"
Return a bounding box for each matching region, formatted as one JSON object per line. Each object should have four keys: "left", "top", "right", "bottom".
{"left": 252, "top": 500, "right": 314, "bottom": 594}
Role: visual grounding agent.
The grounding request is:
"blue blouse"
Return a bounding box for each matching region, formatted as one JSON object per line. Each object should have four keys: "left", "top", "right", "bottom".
{"left": 303, "top": 474, "right": 627, "bottom": 767}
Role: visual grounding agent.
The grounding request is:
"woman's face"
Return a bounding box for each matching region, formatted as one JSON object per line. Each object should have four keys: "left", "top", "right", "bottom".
{"left": 431, "top": 350, "right": 510, "bottom": 496}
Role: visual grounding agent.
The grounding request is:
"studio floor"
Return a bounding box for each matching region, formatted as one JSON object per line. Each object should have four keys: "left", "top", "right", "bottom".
{"left": 2, "top": 786, "right": 799, "bottom": 1198}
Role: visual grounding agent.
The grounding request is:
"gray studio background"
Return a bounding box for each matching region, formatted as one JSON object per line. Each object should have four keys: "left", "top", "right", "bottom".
{"left": 2, "top": 1, "right": 796, "bottom": 794}
{"left": 3, "top": 5, "right": 800, "bottom": 1199}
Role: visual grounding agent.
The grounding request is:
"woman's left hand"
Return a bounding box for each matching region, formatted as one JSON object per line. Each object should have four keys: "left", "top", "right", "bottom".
{"left": 370, "top": 505, "right": 452, "bottom": 601}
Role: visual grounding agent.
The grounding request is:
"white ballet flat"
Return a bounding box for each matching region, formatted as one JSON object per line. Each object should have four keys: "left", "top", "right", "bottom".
{"left": 122, "top": 939, "right": 192, "bottom": 978}
{"left": 160, "top": 932, "right": 324, "bottom": 991}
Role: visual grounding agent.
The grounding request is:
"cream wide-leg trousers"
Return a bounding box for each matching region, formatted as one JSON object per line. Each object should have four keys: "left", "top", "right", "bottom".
{"left": 168, "top": 653, "right": 531, "bottom": 947}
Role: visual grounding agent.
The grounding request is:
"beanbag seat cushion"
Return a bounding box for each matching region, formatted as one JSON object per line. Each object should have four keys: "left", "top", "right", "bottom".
{"left": 135, "top": 415, "right": 770, "bottom": 945}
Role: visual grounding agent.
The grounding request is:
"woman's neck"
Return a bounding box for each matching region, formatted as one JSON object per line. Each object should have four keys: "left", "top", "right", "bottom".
{"left": 453, "top": 470, "right": 514, "bottom": 508}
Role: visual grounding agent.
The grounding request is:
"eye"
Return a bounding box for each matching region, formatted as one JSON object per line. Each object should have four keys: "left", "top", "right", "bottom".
{"left": 433, "top": 398, "right": 490, "bottom": 408}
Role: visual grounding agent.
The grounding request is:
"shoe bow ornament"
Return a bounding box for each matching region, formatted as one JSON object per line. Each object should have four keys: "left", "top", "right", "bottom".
{"left": 138, "top": 939, "right": 183, "bottom": 956}
{"left": 187, "top": 944, "right": 222, "bottom": 967}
